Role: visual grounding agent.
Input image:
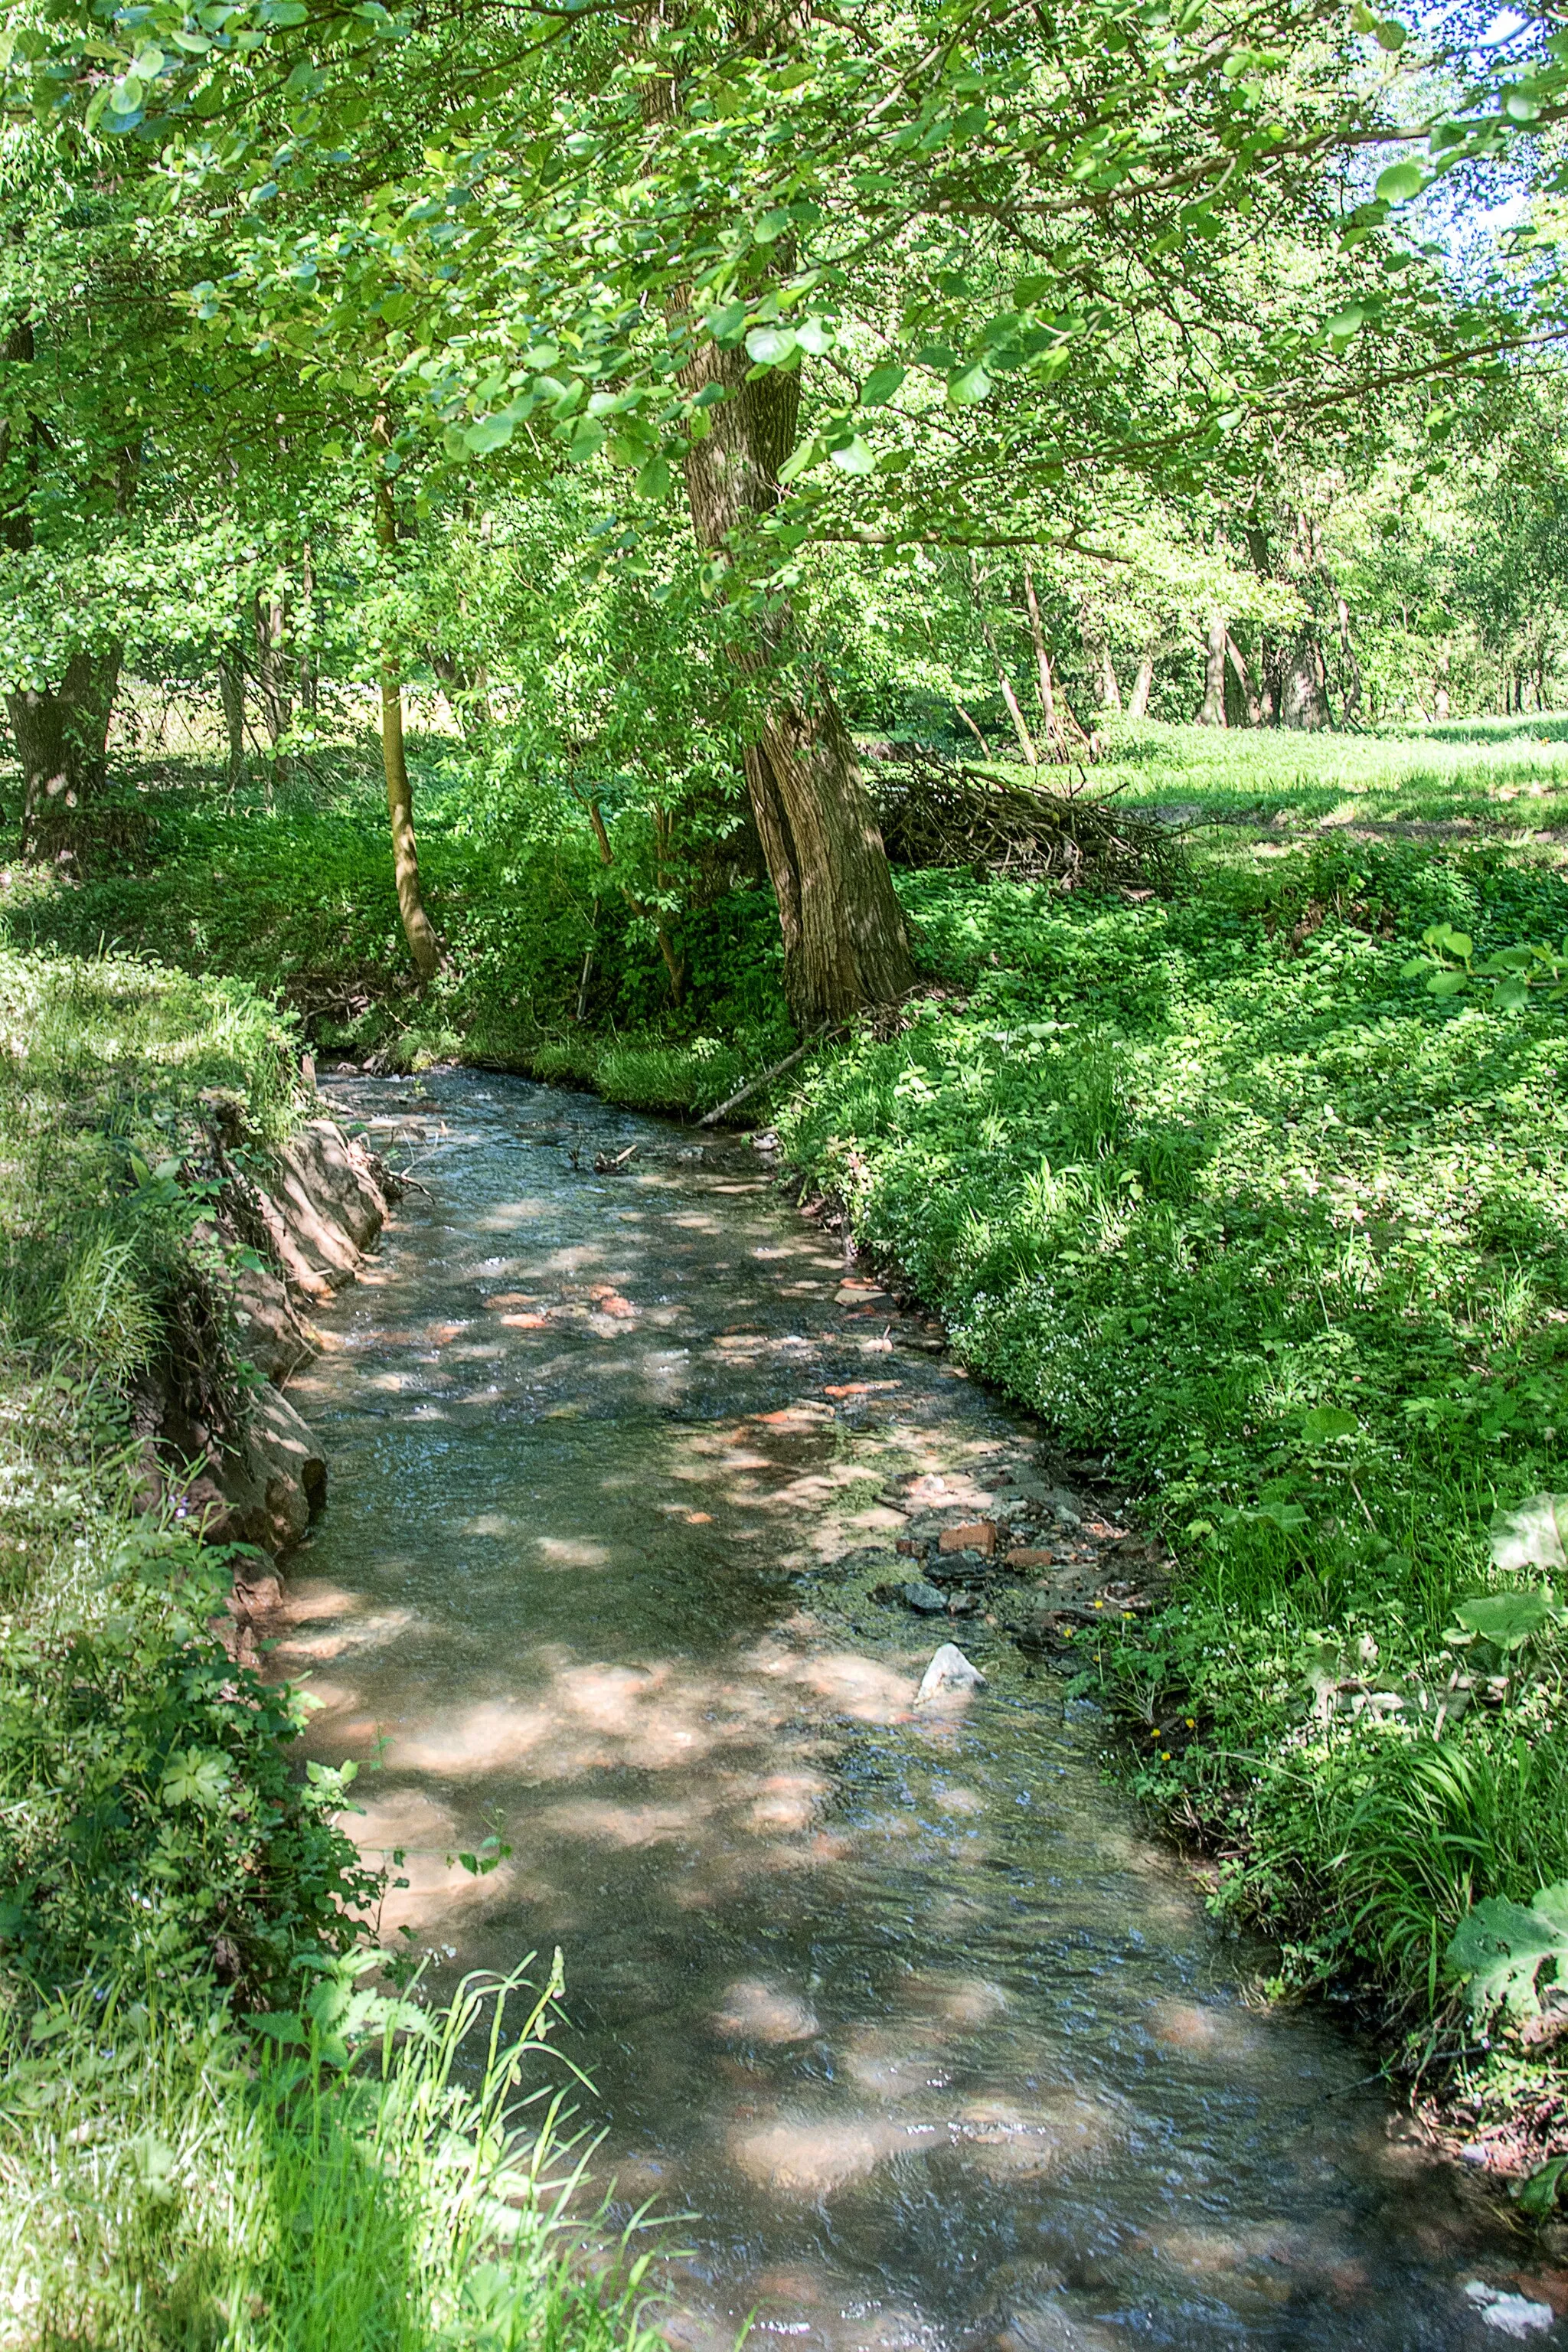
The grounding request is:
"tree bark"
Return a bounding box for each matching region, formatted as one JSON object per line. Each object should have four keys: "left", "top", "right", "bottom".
{"left": 1196, "top": 616, "right": 1227, "bottom": 726}
{"left": 1334, "top": 594, "right": 1363, "bottom": 720}
{"left": 1279, "top": 628, "right": 1333, "bottom": 730}
{"left": 679, "top": 343, "right": 914, "bottom": 1026}
{"left": 1127, "top": 648, "right": 1155, "bottom": 720}
{"left": 373, "top": 442, "right": 442, "bottom": 982}
{"left": 253, "top": 588, "right": 291, "bottom": 786}
{"left": 1225, "top": 633, "right": 1263, "bottom": 727}
{"left": 8, "top": 648, "right": 123, "bottom": 863}
{"left": 217, "top": 654, "right": 247, "bottom": 790}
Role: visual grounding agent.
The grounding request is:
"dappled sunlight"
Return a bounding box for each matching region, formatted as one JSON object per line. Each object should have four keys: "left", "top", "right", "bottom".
{"left": 728, "top": 2116, "right": 939, "bottom": 2199}
{"left": 712, "top": 1978, "right": 822, "bottom": 2043}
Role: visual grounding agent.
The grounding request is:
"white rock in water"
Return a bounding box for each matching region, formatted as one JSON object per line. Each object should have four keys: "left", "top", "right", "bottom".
{"left": 916, "top": 1644, "right": 987, "bottom": 1704}
{"left": 1464, "top": 2282, "right": 1555, "bottom": 2338}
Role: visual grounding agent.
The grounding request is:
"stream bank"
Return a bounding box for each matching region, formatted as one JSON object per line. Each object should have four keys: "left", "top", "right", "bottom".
{"left": 271, "top": 1066, "right": 1553, "bottom": 2352}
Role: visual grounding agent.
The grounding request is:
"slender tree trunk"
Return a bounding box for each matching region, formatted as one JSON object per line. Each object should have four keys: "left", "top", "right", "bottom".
{"left": 8, "top": 647, "right": 124, "bottom": 863}
{"left": 1127, "top": 648, "right": 1155, "bottom": 720}
{"left": 1096, "top": 640, "right": 1122, "bottom": 714}
{"left": 1022, "top": 564, "right": 1057, "bottom": 735}
{"left": 373, "top": 439, "right": 442, "bottom": 982}
{"left": 253, "top": 588, "right": 292, "bottom": 782}
{"left": 954, "top": 700, "right": 991, "bottom": 756}
{"left": 1225, "top": 633, "right": 1263, "bottom": 727}
{"left": 971, "top": 557, "right": 1038, "bottom": 765}
{"left": 217, "top": 653, "right": 247, "bottom": 789}
{"left": 1196, "top": 616, "right": 1227, "bottom": 726}
{"left": 675, "top": 348, "right": 912, "bottom": 1027}
{"left": 298, "top": 541, "right": 318, "bottom": 717}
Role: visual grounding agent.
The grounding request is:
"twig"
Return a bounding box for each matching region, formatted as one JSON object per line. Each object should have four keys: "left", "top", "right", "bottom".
{"left": 697, "top": 1026, "right": 839, "bottom": 1128}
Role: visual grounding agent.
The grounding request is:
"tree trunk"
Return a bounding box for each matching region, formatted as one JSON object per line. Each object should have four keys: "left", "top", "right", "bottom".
{"left": 1279, "top": 628, "right": 1333, "bottom": 730}
{"left": 218, "top": 655, "right": 247, "bottom": 790}
{"left": 298, "top": 541, "right": 318, "bottom": 717}
{"left": 1127, "top": 648, "right": 1155, "bottom": 720}
{"left": 1334, "top": 595, "right": 1363, "bottom": 720}
{"left": 1196, "top": 616, "right": 1227, "bottom": 726}
{"left": 373, "top": 443, "right": 442, "bottom": 982}
{"left": 680, "top": 345, "right": 914, "bottom": 1026}
{"left": 1225, "top": 633, "right": 1263, "bottom": 727}
{"left": 1096, "top": 640, "right": 1122, "bottom": 714}
{"left": 8, "top": 647, "right": 123, "bottom": 863}
{"left": 253, "top": 589, "right": 291, "bottom": 785}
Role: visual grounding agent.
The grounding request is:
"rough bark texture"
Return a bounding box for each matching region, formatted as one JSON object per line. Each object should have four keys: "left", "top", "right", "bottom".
{"left": 8, "top": 648, "right": 124, "bottom": 861}
{"left": 1225, "top": 633, "right": 1263, "bottom": 727}
{"left": 1279, "top": 629, "right": 1332, "bottom": 730}
{"left": 1127, "top": 651, "right": 1155, "bottom": 720}
{"left": 681, "top": 343, "right": 914, "bottom": 1025}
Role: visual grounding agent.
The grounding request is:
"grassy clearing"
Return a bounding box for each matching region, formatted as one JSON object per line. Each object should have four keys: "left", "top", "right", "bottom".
{"left": 0, "top": 947, "right": 662, "bottom": 2347}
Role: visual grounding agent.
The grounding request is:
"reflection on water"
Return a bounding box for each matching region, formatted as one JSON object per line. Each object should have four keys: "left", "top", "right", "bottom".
{"left": 279, "top": 1073, "right": 1541, "bottom": 2352}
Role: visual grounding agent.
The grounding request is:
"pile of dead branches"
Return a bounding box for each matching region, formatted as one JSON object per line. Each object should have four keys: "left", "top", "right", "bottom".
{"left": 866, "top": 746, "right": 1181, "bottom": 890}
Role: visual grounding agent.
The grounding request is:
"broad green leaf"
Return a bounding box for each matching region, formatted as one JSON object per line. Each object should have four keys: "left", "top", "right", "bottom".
{"left": 947, "top": 363, "right": 991, "bottom": 405}
{"left": 745, "top": 326, "right": 798, "bottom": 367}
{"left": 1376, "top": 161, "right": 1424, "bottom": 202}
{"left": 794, "top": 316, "right": 835, "bottom": 356}
{"left": 1302, "top": 1405, "right": 1357, "bottom": 1444}
{"left": 704, "top": 302, "right": 748, "bottom": 345}
{"left": 1454, "top": 1589, "right": 1552, "bottom": 1650}
{"left": 753, "top": 208, "right": 792, "bottom": 243}
{"left": 830, "top": 436, "right": 874, "bottom": 475}
{"left": 463, "top": 416, "right": 514, "bottom": 455}
{"left": 260, "top": 0, "right": 309, "bottom": 21}
{"left": 1449, "top": 1884, "right": 1568, "bottom": 2017}
{"left": 1517, "top": 2154, "right": 1568, "bottom": 2218}
{"left": 635, "top": 455, "right": 671, "bottom": 500}
{"left": 1325, "top": 306, "right": 1366, "bottom": 338}
{"left": 776, "top": 438, "right": 823, "bottom": 484}
{"left": 861, "top": 364, "right": 906, "bottom": 406}
{"left": 1490, "top": 1493, "right": 1568, "bottom": 1575}
{"left": 1427, "top": 969, "right": 1468, "bottom": 997}
{"left": 1374, "top": 18, "right": 1406, "bottom": 47}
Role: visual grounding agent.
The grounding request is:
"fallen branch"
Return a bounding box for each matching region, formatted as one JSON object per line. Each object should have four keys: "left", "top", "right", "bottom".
{"left": 866, "top": 744, "right": 1180, "bottom": 888}
{"left": 697, "top": 1025, "right": 838, "bottom": 1128}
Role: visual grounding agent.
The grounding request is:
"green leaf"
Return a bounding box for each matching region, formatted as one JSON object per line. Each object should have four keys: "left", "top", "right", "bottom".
{"left": 1449, "top": 1883, "right": 1568, "bottom": 2018}
{"left": 130, "top": 2130, "right": 179, "bottom": 2203}
{"left": 1375, "top": 161, "right": 1424, "bottom": 202}
{"left": 158, "top": 1748, "right": 231, "bottom": 1811}
{"left": 1302, "top": 1405, "right": 1357, "bottom": 1445}
{"left": 1516, "top": 2154, "right": 1568, "bottom": 2218}
{"left": 1455, "top": 1588, "right": 1553, "bottom": 1650}
{"left": 947, "top": 363, "right": 991, "bottom": 405}
{"left": 1490, "top": 1493, "right": 1568, "bottom": 1575}
{"left": 829, "top": 436, "right": 875, "bottom": 475}
{"left": 260, "top": 0, "right": 309, "bottom": 21}
{"left": 634, "top": 454, "right": 671, "bottom": 501}
{"left": 1325, "top": 306, "right": 1366, "bottom": 339}
{"left": 1374, "top": 17, "right": 1406, "bottom": 47}
{"left": 745, "top": 325, "right": 798, "bottom": 366}
{"left": 861, "top": 363, "right": 906, "bottom": 407}
{"left": 1427, "top": 969, "right": 1468, "bottom": 998}
{"left": 753, "top": 207, "right": 792, "bottom": 244}
{"left": 463, "top": 416, "right": 514, "bottom": 456}
{"left": 794, "top": 315, "right": 834, "bottom": 356}
{"left": 776, "top": 438, "right": 823, "bottom": 485}
{"left": 704, "top": 301, "right": 748, "bottom": 345}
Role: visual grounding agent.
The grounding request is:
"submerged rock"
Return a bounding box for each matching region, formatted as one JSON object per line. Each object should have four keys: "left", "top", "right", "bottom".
{"left": 916, "top": 1643, "right": 988, "bottom": 1704}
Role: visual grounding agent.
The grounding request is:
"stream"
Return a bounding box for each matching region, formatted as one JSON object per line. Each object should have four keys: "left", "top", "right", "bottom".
{"left": 276, "top": 1070, "right": 1546, "bottom": 2352}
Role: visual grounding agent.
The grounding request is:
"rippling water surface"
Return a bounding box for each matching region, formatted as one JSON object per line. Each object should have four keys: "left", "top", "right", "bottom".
{"left": 276, "top": 1070, "right": 1541, "bottom": 2352}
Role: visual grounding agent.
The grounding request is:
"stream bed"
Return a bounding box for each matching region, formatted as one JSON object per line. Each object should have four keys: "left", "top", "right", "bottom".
{"left": 276, "top": 1070, "right": 1547, "bottom": 2352}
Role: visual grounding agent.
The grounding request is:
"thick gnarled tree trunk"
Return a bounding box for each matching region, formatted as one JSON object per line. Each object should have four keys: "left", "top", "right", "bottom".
{"left": 7, "top": 647, "right": 122, "bottom": 862}
{"left": 680, "top": 345, "right": 914, "bottom": 1028}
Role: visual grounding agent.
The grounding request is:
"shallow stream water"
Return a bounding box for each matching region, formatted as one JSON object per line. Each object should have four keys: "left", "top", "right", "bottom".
{"left": 276, "top": 1070, "right": 1548, "bottom": 2352}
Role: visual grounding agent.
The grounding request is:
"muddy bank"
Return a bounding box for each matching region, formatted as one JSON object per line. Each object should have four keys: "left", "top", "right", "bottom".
{"left": 136, "top": 1103, "right": 400, "bottom": 1621}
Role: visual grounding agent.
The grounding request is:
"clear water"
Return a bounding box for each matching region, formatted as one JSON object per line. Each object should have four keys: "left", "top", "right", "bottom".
{"left": 276, "top": 1070, "right": 1542, "bottom": 2352}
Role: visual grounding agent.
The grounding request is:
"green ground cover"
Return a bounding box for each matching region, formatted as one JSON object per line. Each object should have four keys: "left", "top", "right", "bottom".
{"left": 0, "top": 949, "right": 657, "bottom": 2348}
{"left": 7, "top": 716, "right": 1568, "bottom": 2116}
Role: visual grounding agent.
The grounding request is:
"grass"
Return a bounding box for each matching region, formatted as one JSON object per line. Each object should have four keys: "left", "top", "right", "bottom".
{"left": 0, "top": 945, "right": 664, "bottom": 2347}
{"left": 8, "top": 715, "right": 1568, "bottom": 2112}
